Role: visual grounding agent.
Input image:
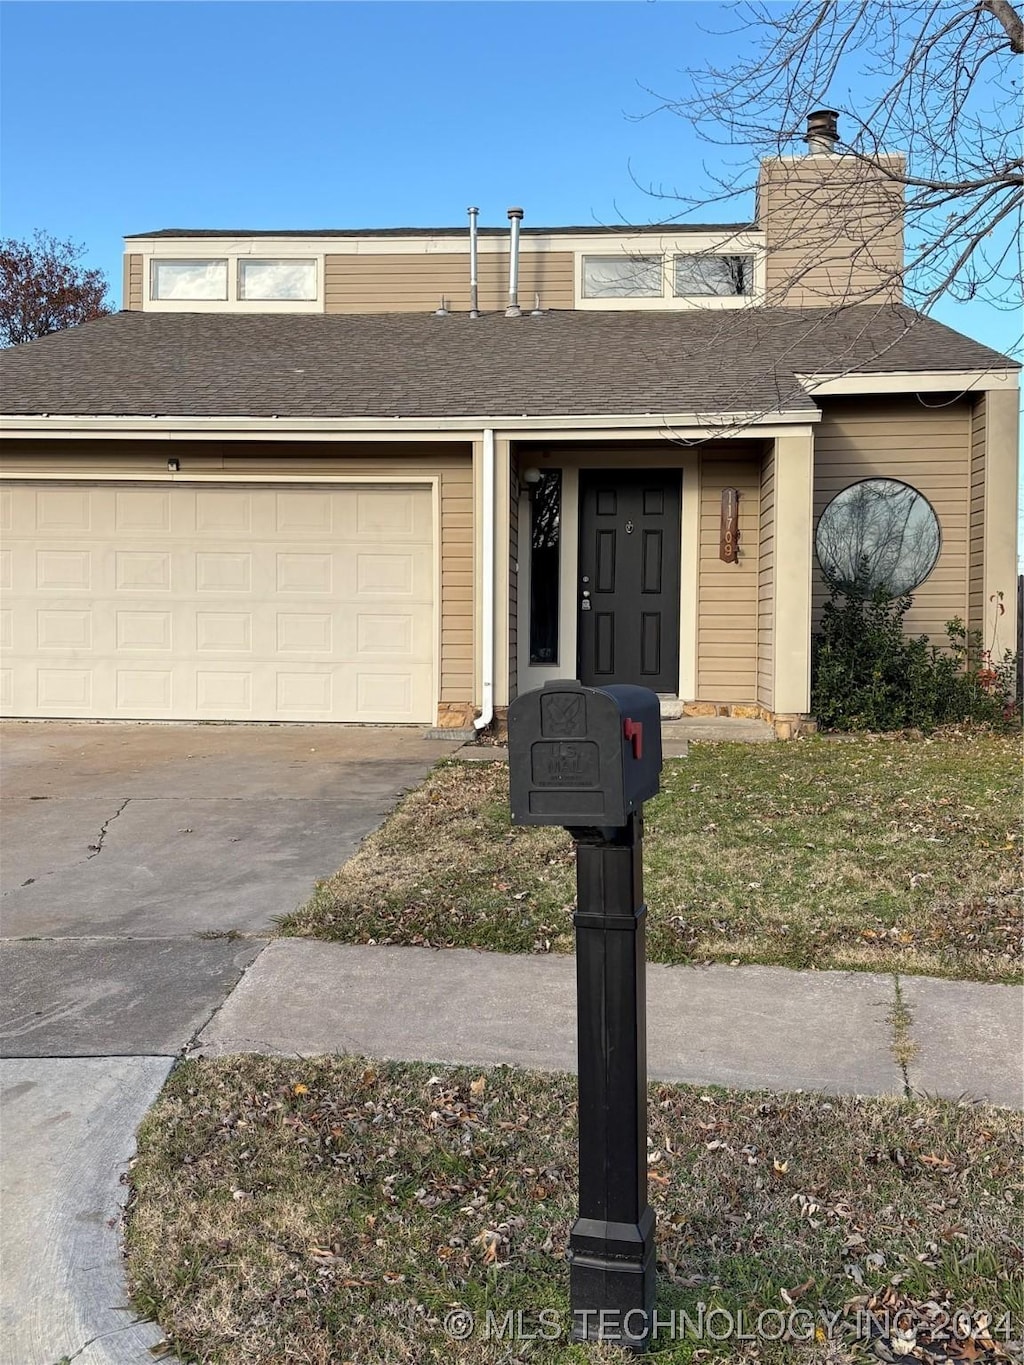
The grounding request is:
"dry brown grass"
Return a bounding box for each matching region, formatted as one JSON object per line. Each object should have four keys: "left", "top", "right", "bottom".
{"left": 282, "top": 732, "right": 1022, "bottom": 982}
{"left": 126, "top": 1056, "right": 1023, "bottom": 1364}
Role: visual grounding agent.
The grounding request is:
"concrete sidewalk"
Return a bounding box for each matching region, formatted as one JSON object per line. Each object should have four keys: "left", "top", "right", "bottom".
{"left": 195, "top": 940, "right": 1024, "bottom": 1108}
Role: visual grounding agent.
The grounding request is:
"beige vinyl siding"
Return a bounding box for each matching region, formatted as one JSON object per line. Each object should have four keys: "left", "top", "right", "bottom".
{"left": 969, "top": 394, "right": 986, "bottom": 635}
{"left": 757, "top": 445, "right": 775, "bottom": 708}
{"left": 697, "top": 457, "right": 761, "bottom": 702}
{"left": 758, "top": 156, "right": 904, "bottom": 307}
{"left": 324, "top": 251, "right": 574, "bottom": 313}
{"left": 812, "top": 397, "right": 971, "bottom": 643}
{"left": 123, "top": 253, "right": 143, "bottom": 310}
{"left": 0, "top": 440, "right": 474, "bottom": 712}
{"left": 439, "top": 459, "right": 474, "bottom": 704}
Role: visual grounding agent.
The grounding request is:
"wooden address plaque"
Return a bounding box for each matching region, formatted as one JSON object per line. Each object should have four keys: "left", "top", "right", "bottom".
{"left": 720, "top": 487, "right": 740, "bottom": 563}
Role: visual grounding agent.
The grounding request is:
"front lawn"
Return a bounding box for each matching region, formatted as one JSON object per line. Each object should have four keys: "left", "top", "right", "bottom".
{"left": 126, "top": 1056, "right": 1023, "bottom": 1364}
{"left": 281, "top": 732, "right": 1022, "bottom": 983}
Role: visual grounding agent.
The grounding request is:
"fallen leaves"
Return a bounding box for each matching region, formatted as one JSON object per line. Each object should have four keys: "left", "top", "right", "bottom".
{"left": 846, "top": 1285, "right": 1019, "bottom": 1363}
{"left": 127, "top": 1057, "right": 1023, "bottom": 1365}
{"left": 780, "top": 1275, "right": 814, "bottom": 1306}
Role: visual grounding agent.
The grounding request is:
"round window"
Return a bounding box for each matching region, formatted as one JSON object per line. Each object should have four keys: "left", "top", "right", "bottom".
{"left": 815, "top": 478, "right": 940, "bottom": 597}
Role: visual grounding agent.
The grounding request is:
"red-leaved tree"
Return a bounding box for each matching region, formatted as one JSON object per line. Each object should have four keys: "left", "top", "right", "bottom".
{"left": 0, "top": 230, "right": 111, "bottom": 346}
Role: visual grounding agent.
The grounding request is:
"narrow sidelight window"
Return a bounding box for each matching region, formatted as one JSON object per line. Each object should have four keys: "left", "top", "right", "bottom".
{"left": 529, "top": 470, "right": 561, "bottom": 663}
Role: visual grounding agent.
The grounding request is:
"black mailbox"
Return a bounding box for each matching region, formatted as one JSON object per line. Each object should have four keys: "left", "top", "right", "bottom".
{"left": 508, "top": 679, "right": 662, "bottom": 828}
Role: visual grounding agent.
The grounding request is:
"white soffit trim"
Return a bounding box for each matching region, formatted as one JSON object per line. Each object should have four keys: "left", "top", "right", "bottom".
{"left": 0, "top": 409, "right": 820, "bottom": 437}
{"left": 797, "top": 369, "right": 1019, "bottom": 395}
{"left": 125, "top": 231, "right": 766, "bottom": 257}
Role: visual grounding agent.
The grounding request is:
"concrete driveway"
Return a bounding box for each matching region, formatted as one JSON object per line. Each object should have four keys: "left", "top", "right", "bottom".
{"left": 0, "top": 720, "right": 459, "bottom": 1365}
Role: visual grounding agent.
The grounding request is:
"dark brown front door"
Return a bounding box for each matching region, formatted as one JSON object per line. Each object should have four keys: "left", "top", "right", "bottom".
{"left": 578, "top": 469, "right": 681, "bottom": 691}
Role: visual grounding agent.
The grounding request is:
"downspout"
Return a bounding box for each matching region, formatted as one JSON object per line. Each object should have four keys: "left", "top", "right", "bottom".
{"left": 474, "top": 427, "right": 496, "bottom": 732}
{"left": 467, "top": 206, "right": 480, "bottom": 318}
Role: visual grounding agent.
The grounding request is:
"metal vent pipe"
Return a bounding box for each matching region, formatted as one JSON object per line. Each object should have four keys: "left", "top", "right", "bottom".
{"left": 805, "top": 108, "right": 839, "bottom": 154}
{"left": 467, "top": 206, "right": 480, "bottom": 317}
{"left": 506, "top": 207, "right": 524, "bottom": 318}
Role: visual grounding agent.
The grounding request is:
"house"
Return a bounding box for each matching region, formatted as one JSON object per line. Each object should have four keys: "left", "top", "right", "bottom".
{"left": 0, "top": 114, "right": 1018, "bottom": 737}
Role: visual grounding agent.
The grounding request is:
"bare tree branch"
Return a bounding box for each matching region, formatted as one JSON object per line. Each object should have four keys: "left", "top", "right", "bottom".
{"left": 638, "top": 0, "right": 1023, "bottom": 319}
{"left": 980, "top": 0, "right": 1024, "bottom": 51}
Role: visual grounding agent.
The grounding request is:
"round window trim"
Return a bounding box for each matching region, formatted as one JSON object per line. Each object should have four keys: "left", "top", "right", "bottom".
{"left": 814, "top": 477, "right": 941, "bottom": 598}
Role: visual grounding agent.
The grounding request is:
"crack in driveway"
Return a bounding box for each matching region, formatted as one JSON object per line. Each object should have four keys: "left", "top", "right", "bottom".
{"left": 2, "top": 797, "right": 131, "bottom": 898}
{"left": 85, "top": 799, "right": 130, "bottom": 859}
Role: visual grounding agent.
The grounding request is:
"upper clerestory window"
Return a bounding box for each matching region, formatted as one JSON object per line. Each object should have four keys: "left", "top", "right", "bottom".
{"left": 151, "top": 259, "right": 228, "bottom": 300}
{"left": 582, "top": 255, "right": 663, "bottom": 299}
{"left": 673, "top": 254, "right": 754, "bottom": 297}
{"left": 238, "top": 259, "right": 317, "bottom": 301}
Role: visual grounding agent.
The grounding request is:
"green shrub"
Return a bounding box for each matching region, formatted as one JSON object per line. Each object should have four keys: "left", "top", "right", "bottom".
{"left": 811, "top": 586, "right": 1019, "bottom": 732}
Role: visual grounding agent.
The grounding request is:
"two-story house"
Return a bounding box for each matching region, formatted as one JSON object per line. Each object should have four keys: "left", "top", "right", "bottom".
{"left": 0, "top": 114, "right": 1018, "bottom": 735}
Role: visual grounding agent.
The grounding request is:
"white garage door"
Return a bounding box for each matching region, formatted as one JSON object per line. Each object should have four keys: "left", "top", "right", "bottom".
{"left": 0, "top": 482, "right": 436, "bottom": 723}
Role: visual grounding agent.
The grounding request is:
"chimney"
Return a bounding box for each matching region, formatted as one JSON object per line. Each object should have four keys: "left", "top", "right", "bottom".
{"left": 805, "top": 108, "right": 839, "bottom": 155}
{"left": 756, "top": 109, "right": 905, "bottom": 306}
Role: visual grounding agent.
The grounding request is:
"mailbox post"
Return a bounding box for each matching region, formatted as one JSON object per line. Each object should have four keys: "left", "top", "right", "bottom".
{"left": 508, "top": 679, "right": 662, "bottom": 1352}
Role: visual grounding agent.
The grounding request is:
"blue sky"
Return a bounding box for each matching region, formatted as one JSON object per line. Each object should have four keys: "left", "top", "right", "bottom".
{"left": 0, "top": 0, "right": 1019, "bottom": 364}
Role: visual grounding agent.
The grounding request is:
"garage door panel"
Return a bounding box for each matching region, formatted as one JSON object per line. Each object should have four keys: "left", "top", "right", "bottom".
{"left": 36, "top": 548, "right": 93, "bottom": 591}
{"left": 195, "top": 551, "right": 253, "bottom": 594}
{"left": 36, "top": 487, "right": 92, "bottom": 532}
{"left": 274, "top": 491, "right": 334, "bottom": 535}
{"left": 353, "top": 488, "right": 432, "bottom": 539}
{"left": 1, "top": 483, "right": 436, "bottom": 723}
{"left": 114, "top": 487, "right": 172, "bottom": 533}
{"left": 38, "top": 609, "right": 94, "bottom": 650}
{"left": 38, "top": 667, "right": 93, "bottom": 709}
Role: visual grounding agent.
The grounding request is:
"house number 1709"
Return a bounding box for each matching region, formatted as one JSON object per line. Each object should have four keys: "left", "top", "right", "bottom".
{"left": 719, "top": 488, "right": 739, "bottom": 564}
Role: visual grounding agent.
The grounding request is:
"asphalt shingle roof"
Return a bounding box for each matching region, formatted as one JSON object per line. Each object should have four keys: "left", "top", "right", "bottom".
{"left": 124, "top": 223, "right": 756, "bottom": 238}
{"left": 0, "top": 306, "right": 1013, "bottom": 420}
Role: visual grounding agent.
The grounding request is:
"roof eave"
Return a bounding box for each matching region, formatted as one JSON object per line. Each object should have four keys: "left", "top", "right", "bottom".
{"left": 0, "top": 408, "right": 821, "bottom": 439}
{"left": 797, "top": 368, "right": 1019, "bottom": 395}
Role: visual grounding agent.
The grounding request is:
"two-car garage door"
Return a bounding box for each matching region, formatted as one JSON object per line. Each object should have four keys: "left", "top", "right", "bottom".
{"left": 0, "top": 482, "right": 436, "bottom": 723}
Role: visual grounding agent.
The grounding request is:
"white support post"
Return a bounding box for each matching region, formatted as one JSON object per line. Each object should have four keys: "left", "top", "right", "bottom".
{"left": 772, "top": 429, "right": 816, "bottom": 715}
{"left": 982, "top": 388, "right": 1020, "bottom": 662}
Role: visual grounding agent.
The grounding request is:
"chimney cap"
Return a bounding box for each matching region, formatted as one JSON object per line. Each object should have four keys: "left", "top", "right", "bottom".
{"left": 507, "top": 206, "right": 525, "bottom": 220}
{"left": 805, "top": 108, "right": 840, "bottom": 151}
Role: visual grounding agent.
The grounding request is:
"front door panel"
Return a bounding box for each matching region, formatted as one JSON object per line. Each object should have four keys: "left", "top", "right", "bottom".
{"left": 578, "top": 469, "right": 681, "bottom": 691}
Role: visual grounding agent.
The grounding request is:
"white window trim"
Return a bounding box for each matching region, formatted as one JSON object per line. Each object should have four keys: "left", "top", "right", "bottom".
{"left": 237, "top": 257, "right": 319, "bottom": 303}
{"left": 150, "top": 258, "right": 229, "bottom": 303}
{"left": 574, "top": 238, "right": 766, "bottom": 310}
{"left": 580, "top": 253, "right": 666, "bottom": 301}
{"left": 144, "top": 251, "right": 325, "bottom": 312}
{"left": 672, "top": 251, "right": 758, "bottom": 300}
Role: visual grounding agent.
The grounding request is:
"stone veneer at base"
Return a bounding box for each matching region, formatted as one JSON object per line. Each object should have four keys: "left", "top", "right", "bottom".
{"left": 487, "top": 704, "right": 816, "bottom": 741}
{"left": 682, "top": 702, "right": 817, "bottom": 738}
{"left": 436, "top": 702, "right": 478, "bottom": 728}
